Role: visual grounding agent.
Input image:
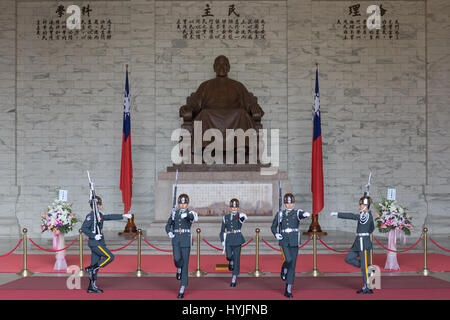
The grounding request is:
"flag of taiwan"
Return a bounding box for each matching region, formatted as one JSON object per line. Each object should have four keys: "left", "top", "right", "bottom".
{"left": 120, "top": 68, "right": 133, "bottom": 213}
{"left": 311, "top": 67, "right": 324, "bottom": 216}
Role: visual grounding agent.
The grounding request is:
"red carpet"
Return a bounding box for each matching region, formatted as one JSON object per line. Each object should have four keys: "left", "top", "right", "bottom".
{"left": 1, "top": 253, "right": 450, "bottom": 274}
{"left": 1, "top": 276, "right": 450, "bottom": 300}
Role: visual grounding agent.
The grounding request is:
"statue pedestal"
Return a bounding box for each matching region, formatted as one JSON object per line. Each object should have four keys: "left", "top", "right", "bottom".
{"left": 148, "top": 169, "right": 292, "bottom": 240}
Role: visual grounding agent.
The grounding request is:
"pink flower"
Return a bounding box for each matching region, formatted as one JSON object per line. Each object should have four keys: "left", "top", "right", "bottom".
{"left": 42, "top": 213, "right": 47, "bottom": 218}
{"left": 373, "top": 212, "right": 379, "bottom": 217}
{"left": 53, "top": 230, "right": 60, "bottom": 235}
{"left": 381, "top": 224, "right": 386, "bottom": 229}
{"left": 41, "top": 226, "right": 45, "bottom": 231}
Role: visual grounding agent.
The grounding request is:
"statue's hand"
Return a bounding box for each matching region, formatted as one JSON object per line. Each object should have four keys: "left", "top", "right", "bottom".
{"left": 249, "top": 104, "right": 263, "bottom": 120}
{"left": 179, "top": 105, "right": 193, "bottom": 119}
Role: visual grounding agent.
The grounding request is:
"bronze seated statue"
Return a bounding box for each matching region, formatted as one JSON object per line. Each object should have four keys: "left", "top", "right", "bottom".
{"left": 178, "top": 55, "right": 265, "bottom": 165}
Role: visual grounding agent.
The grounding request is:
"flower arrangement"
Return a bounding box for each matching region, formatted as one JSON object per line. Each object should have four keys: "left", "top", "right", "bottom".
{"left": 41, "top": 200, "right": 78, "bottom": 235}
{"left": 374, "top": 199, "right": 413, "bottom": 236}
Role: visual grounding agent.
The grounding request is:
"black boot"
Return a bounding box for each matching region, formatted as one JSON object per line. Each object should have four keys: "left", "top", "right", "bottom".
{"left": 228, "top": 259, "right": 234, "bottom": 271}
{"left": 284, "top": 284, "right": 293, "bottom": 298}
{"left": 357, "top": 285, "right": 373, "bottom": 294}
{"left": 230, "top": 275, "right": 237, "bottom": 287}
{"left": 177, "top": 286, "right": 185, "bottom": 299}
{"left": 280, "top": 262, "right": 287, "bottom": 281}
{"left": 85, "top": 264, "right": 99, "bottom": 281}
{"left": 87, "top": 280, "right": 103, "bottom": 293}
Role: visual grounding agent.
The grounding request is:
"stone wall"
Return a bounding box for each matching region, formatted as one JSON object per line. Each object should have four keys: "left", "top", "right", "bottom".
{"left": 0, "top": 0, "right": 449, "bottom": 238}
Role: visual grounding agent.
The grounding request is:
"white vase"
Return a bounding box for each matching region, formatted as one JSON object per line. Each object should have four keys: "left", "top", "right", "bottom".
{"left": 384, "top": 229, "right": 400, "bottom": 270}
{"left": 53, "top": 232, "right": 68, "bottom": 271}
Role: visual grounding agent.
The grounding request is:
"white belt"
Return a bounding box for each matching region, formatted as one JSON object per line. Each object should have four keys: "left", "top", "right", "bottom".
{"left": 357, "top": 233, "right": 370, "bottom": 237}
{"left": 282, "top": 228, "right": 299, "bottom": 233}
{"left": 227, "top": 230, "right": 241, "bottom": 234}
{"left": 174, "top": 229, "right": 191, "bottom": 234}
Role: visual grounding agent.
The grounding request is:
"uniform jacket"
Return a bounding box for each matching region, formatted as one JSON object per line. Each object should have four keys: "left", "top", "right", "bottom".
{"left": 81, "top": 211, "right": 123, "bottom": 247}
{"left": 219, "top": 212, "right": 246, "bottom": 246}
{"left": 165, "top": 208, "right": 198, "bottom": 248}
{"left": 338, "top": 211, "right": 375, "bottom": 251}
{"left": 271, "top": 208, "right": 306, "bottom": 247}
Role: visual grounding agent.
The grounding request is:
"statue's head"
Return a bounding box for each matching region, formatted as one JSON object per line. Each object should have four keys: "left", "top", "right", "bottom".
{"left": 213, "top": 55, "right": 230, "bottom": 77}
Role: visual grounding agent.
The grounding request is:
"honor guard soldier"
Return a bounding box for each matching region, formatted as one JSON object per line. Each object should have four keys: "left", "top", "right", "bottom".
{"left": 165, "top": 193, "right": 198, "bottom": 299}
{"left": 330, "top": 195, "right": 375, "bottom": 294}
{"left": 81, "top": 196, "right": 131, "bottom": 293}
{"left": 220, "top": 198, "right": 248, "bottom": 287}
{"left": 271, "top": 193, "right": 311, "bottom": 298}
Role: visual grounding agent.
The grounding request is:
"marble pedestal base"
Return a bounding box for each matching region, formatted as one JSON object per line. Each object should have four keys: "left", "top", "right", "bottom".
{"left": 148, "top": 170, "right": 292, "bottom": 239}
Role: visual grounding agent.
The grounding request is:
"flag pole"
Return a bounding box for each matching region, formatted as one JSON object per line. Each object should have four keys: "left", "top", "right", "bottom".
{"left": 305, "top": 62, "right": 327, "bottom": 236}
{"left": 119, "top": 63, "right": 137, "bottom": 237}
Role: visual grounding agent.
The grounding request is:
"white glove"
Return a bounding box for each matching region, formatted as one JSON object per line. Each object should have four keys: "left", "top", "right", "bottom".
{"left": 275, "top": 233, "right": 283, "bottom": 240}
{"left": 180, "top": 212, "right": 187, "bottom": 219}
{"left": 303, "top": 212, "right": 311, "bottom": 218}
{"left": 123, "top": 213, "right": 132, "bottom": 219}
{"left": 239, "top": 213, "right": 248, "bottom": 221}
{"left": 168, "top": 232, "right": 175, "bottom": 239}
{"left": 330, "top": 212, "right": 338, "bottom": 216}
{"left": 94, "top": 234, "right": 102, "bottom": 241}
{"left": 221, "top": 241, "right": 225, "bottom": 247}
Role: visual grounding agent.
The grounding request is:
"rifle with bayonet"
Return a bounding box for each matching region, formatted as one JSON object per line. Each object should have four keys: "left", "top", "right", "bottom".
{"left": 87, "top": 170, "right": 102, "bottom": 236}
{"left": 171, "top": 169, "right": 179, "bottom": 220}
{"left": 278, "top": 170, "right": 282, "bottom": 233}
{"left": 364, "top": 171, "right": 372, "bottom": 196}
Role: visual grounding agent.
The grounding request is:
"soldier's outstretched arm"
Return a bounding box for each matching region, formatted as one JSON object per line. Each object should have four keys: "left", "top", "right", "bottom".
{"left": 337, "top": 212, "right": 359, "bottom": 220}
{"left": 103, "top": 214, "right": 125, "bottom": 221}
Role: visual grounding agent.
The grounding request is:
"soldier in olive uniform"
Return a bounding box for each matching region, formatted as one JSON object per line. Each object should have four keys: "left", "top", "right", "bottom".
{"left": 220, "top": 198, "right": 248, "bottom": 287}
{"left": 330, "top": 195, "right": 375, "bottom": 294}
{"left": 81, "top": 196, "right": 131, "bottom": 293}
{"left": 271, "top": 193, "right": 311, "bottom": 298}
{"left": 165, "top": 193, "right": 198, "bottom": 299}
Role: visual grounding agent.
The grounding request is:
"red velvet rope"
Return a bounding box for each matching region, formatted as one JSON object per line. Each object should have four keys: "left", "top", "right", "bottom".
{"left": 0, "top": 239, "right": 23, "bottom": 257}
{"left": 298, "top": 237, "right": 312, "bottom": 249}
{"left": 261, "top": 238, "right": 281, "bottom": 252}
{"left": 142, "top": 237, "right": 172, "bottom": 253}
{"left": 373, "top": 236, "right": 422, "bottom": 253}
{"left": 429, "top": 237, "right": 450, "bottom": 253}
{"left": 318, "top": 238, "right": 351, "bottom": 253}
{"left": 242, "top": 238, "right": 254, "bottom": 248}
{"left": 29, "top": 237, "right": 78, "bottom": 252}
{"left": 110, "top": 238, "right": 136, "bottom": 252}
{"left": 202, "top": 238, "right": 222, "bottom": 251}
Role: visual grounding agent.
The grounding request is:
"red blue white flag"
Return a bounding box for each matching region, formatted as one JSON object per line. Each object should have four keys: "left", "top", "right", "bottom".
{"left": 311, "top": 67, "right": 324, "bottom": 216}
{"left": 120, "top": 68, "right": 133, "bottom": 213}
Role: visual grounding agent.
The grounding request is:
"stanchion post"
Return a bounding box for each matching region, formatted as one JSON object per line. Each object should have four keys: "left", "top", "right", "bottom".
{"left": 249, "top": 228, "right": 265, "bottom": 277}
{"left": 370, "top": 233, "right": 374, "bottom": 265}
{"left": 190, "top": 228, "right": 207, "bottom": 277}
{"left": 133, "top": 229, "right": 147, "bottom": 277}
{"left": 76, "top": 229, "right": 88, "bottom": 277}
{"left": 17, "top": 228, "right": 33, "bottom": 277}
{"left": 418, "top": 227, "right": 432, "bottom": 276}
{"left": 306, "top": 227, "right": 322, "bottom": 277}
